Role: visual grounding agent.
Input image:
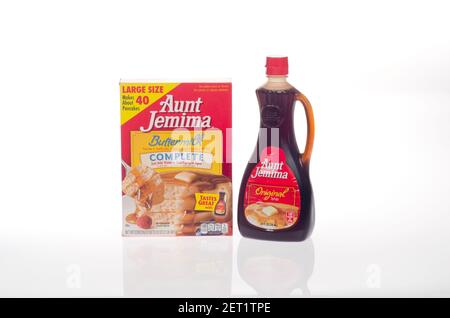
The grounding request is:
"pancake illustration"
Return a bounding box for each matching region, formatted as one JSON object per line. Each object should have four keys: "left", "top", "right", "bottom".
{"left": 244, "top": 202, "right": 299, "bottom": 230}
{"left": 123, "top": 165, "right": 232, "bottom": 235}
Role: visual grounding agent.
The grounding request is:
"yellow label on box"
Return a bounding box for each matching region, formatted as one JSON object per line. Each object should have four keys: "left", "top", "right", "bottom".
{"left": 120, "top": 82, "right": 180, "bottom": 125}
{"left": 130, "top": 130, "right": 223, "bottom": 175}
{"left": 194, "top": 193, "right": 220, "bottom": 212}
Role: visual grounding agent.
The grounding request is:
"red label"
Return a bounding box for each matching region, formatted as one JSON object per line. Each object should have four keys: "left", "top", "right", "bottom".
{"left": 244, "top": 147, "right": 300, "bottom": 230}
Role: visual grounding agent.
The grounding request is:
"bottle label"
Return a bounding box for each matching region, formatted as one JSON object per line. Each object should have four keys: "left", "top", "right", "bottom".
{"left": 214, "top": 201, "right": 226, "bottom": 215}
{"left": 244, "top": 147, "right": 301, "bottom": 230}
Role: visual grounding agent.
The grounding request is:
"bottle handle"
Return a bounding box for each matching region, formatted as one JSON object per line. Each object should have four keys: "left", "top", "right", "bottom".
{"left": 296, "top": 92, "right": 315, "bottom": 167}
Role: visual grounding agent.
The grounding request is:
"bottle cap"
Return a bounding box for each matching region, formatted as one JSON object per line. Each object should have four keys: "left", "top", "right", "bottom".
{"left": 266, "top": 56, "right": 288, "bottom": 75}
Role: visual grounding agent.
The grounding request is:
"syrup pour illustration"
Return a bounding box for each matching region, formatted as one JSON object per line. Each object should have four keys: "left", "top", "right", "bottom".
{"left": 238, "top": 57, "right": 315, "bottom": 241}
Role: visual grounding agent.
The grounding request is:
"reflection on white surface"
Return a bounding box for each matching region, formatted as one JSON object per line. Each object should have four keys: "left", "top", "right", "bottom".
{"left": 123, "top": 237, "right": 232, "bottom": 297}
{"left": 237, "top": 238, "right": 314, "bottom": 297}
{"left": 1, "top": 231, "right": 450, "bottom": 297}
{"left": 123, "top": 236, "right": 315, "bottom": 298}
{"left": 0, "top": 235, "right": 123, "bottom": 297}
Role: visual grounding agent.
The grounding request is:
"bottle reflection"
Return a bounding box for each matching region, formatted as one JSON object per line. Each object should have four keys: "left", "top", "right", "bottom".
{"left": 123, "top": 237, "right": 232, "bottom": 297}
{"left": 237, "top": 238, "right": 314, "bottom": 297}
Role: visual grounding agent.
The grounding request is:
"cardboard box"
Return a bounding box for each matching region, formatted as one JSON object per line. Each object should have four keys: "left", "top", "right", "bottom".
{"left": 120, "top": 81, "right": 232, "bottom": 236}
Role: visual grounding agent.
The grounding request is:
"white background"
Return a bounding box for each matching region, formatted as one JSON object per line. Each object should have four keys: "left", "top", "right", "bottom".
{"left": 1, "top": 0, "right": 450, "bottom": 297}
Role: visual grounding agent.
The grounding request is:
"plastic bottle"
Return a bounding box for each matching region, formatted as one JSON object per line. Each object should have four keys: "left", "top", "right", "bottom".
{"left": 238, "top": 57, "right": 315, "bottom": 241}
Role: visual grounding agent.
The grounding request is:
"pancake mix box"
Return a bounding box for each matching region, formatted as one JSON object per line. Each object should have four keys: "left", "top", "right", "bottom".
{"left": 120, "top": 81, "right": 232, "bottom": 236}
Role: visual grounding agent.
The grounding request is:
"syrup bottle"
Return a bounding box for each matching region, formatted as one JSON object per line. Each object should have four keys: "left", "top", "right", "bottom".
{"left": 214, "top": 191, "right": 230, "bottom": 222}
{"left": 214, "top": 192, "right": 226, "bottom": 215}
{"left": 238, "top": 57, "right": 315, "bottom": 241}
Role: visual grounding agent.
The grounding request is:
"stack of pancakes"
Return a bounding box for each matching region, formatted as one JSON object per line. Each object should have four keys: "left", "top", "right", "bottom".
{"left": 244, "top": 202, "right": 298, "bottom": 230}
{"left": 123, "top": 165, "right": 232, "bottom": 235}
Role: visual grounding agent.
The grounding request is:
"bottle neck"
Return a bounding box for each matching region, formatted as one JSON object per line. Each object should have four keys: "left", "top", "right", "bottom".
{"left": 263, "top": 76, "right": 293, "bottom": 90}
{"left": 267, "top": 76, "right": 288, "bottom": 82}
